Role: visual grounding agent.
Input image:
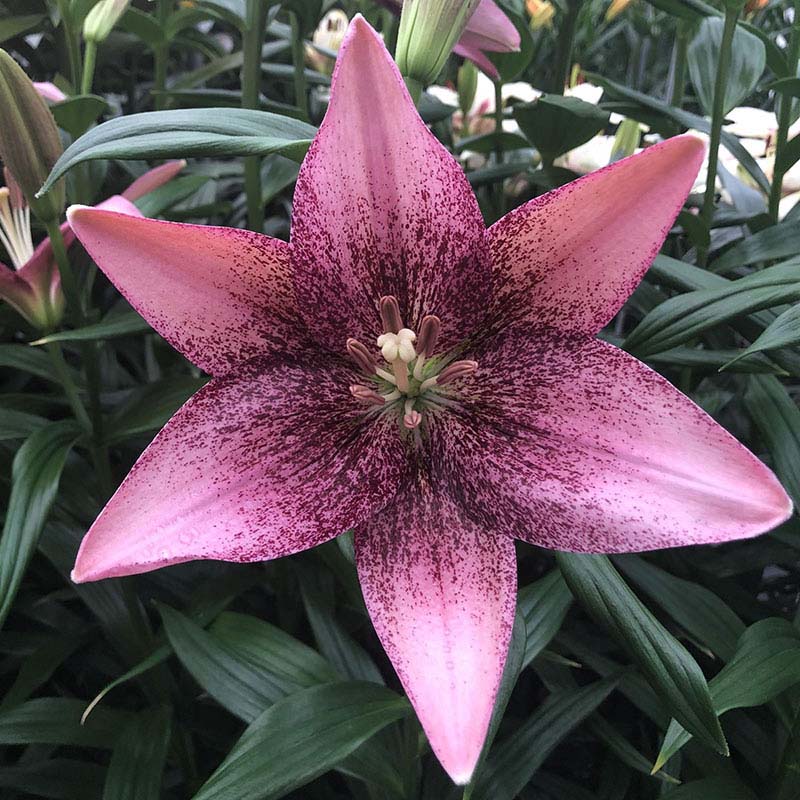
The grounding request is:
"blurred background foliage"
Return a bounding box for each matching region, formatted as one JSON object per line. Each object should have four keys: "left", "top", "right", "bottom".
{"left": 1, "top": 0, "right": 800, "bottom": 798}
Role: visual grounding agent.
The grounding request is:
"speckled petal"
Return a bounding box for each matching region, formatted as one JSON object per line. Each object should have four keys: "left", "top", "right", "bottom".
{"left": 356, "top": 489, "right": 516, "bottom": 785}
{"left": 428, "top": 328, "right": 792, "bottom": 551}
{"left": 66, "top": 205, "right": 305, "bottom": 377}
{"left": 73, "top": 354, "right": 408, "bottom": 583}
{"left": 488, "top": 136, "right": 705, "bottom": 335}
{"left": 291, "top": 16, "right": 490, "bottom": 354}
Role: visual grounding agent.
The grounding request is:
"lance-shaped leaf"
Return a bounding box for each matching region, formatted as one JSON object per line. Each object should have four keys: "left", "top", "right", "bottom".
{"left": 190, "top": 682, "right": 410, "bottom": 800}
{"left": 722, "top": 303, "right": 800, "bottom": 369}
{"left": 38, "top": 109, "right": 316, "bottom": 195}
{"left": 556, "top": 553, "right": 727, "bottom": 756}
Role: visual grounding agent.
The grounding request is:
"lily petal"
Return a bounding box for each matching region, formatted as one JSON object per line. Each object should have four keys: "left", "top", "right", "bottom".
{"left": 121, "top": 160, "right": 186, "bottom": 202}
{"left": 488, "top": 136, "right": 705, "bottom": 335}
{"left": 291, "top": 16, "right": 490, "bottom": 353}
{"left": 73, "top": 355, "right": 407, "bottom": 582}
{"left": 66, "top": 206, "right": 305, "bottom": 376}
{"left": 458, "top": 0, "right": 520, "bottom": 53}
{"left": 356, "top": 489, "right": 516, "bottom": 785}
{"left": 429, "top": 328, "right": 791, "bottom": 551}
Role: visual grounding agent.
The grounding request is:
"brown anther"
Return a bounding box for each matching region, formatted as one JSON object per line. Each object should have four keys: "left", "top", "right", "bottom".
{"left": 380, "top": 295, "right": 403, "bottom": 333}
{"left": 437, "top": 360, "right": 478, "bottom": 386}
{"left": 416, "top": 315, "right": 441, "bottom": 357}
{"left": 403, "top": 409, "right": 422, "bottom": 429}
{"left": 346, "top": 338, "right": 377, "bottom": 375}
{"left": 350, "top": 384, "right": 386, "bottom": 406}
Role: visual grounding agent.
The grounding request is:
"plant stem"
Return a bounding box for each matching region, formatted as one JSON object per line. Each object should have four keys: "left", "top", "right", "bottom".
{"left": 289, "top": 11, "right": 309, "bottom": 121}
{"left": 56, "top": 0, "right": 82, "bottom": 88}
{"left": 669, "top": 20, "right": 690, "bottom": 108}
{"left": 44, "top": 218, "right": 82, "bottom": 318}
{"left": 698, "top": 5, "right": 738, "bottom": 267}
{"left": 494, "top": 79, "right": 505, "bottom": 218}
{"left": 81, "top": 40, "right": 97, "bottom": 95}
{"left": 768, "top": 0, "right": 800, "bottom": 223}
{"left": 153, "top": 0, "right": 170, "bottom": 110}
{"left": 242, "top": 0, "right": 269, "bottom": 231}
{"left": 46, "top": 342, "right": 91, "bottom": 432}
{"left": 551, "top": 0, "right": 581, "bottom": 94}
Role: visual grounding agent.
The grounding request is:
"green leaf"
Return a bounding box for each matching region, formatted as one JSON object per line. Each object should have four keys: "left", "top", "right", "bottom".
{"left": 31, "top": 310, "right": 151, "bottom": 345}
{"left": 487, "top": 9, "right": 534, "bottom": 82}
{"left": 190, "top": 682, "right": 410, "bottom": 800}
{"left": 0, "top": 343, "right": 82, "bottom": 384}
{"left": 722, "top": 303, "right": 800, "bottom": 369}
{"left": 159, "top": 604, "right": 281, "bottom": 722}
{"left": 119, "top": 7, "right": 166, "bottom": 46}
{"left": 0, "top": 14, "right": 44, "bottom": 43}
{"left": 624, "top": 261, "right": 800, "bottom": 356}
{"left": 743, "top": 375, "right": 800, "bottom": 508}
{"left": 0, "top": 422, "right": 79, "bottom": 629}
{"left": 103, "top": 707, "right": 172, "bottom": 800}
{"left": 0, "top": 409, "right": 47, "bottom": 441}
{"left": 659, "top": 777, "right": 758, "bottom": 800}
{"left": 518, "top": 568, "right": 572, "bottom": 669}
{"left": 134, "top": 174, "right": 212, "bottom": 217}
{"left": 0, "top": 759, "right": 105, "bottom": 800}
{"left": 772, "top": 707, "right": 800, "bottom": 800}
{"left": 614, "top": 555, "right": 744, "bottom": 661}
{"left": 556, "top": 553, "right": 727, "bottom": 756}
{"left": 470, "top": 676, "right": 620, "bottom": 800}
{"left": 515, "top": 95, "right": 610, "bottom": 162}
{"left": 39, "top": 109, "right": 317, "bottom": 195}
{"left": 711, "top": 222, "right": 800, "bottom": 273}
{"left": 454, "top": 131, "right": 531, "bottom": 154}
{"left": 654, "top": 619, "right": 800, "bottom": 769}
{"left": 51, "top": 95, "right": 109, "bottom": 139}
{"left": 688, "top": 17, "right": 765, "bottom": 116}
{"left": 0, "top": 698, "right": 131, "bottom": 748}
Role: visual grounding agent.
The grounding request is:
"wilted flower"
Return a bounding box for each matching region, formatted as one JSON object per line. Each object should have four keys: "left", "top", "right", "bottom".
{"left": 66, "top": 17, "right": 790, "bottom": 785}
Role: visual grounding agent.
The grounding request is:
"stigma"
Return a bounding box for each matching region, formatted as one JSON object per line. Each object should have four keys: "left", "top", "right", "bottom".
{"left": 346, "top": 295, "right": 478, "bottom": 431}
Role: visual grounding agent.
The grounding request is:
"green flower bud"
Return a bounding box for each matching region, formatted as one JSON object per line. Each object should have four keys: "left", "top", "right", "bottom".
{"left": 83, "top": 0, "right": 131, "bottom": 43}
{"left": 396, "top": 0, "right": 482, "bottom": 87}
{"left": 457, "top": 60, "right": 478, "bottom": 121}
{"left": 0, "top": 50, "right": 64, "bottom": 223}
{"left": 610, "top": 118, "right": 641, "bottom": 162}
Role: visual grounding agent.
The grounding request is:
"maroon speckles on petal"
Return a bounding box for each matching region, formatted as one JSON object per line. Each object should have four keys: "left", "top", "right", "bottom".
{"left": 486, "top": 136, "right": 705, "bottom": 337}
{"left": 425, "top": 326, "right": 791, "bottom": 553}
{"left": 356, "top": 484, "right": 516, "bottom": 785}
{"left": 289, "top": 17, "right": 491, "bottom": 355}
{"left": 72, "top": 352, "right": 410, "bottom": 582}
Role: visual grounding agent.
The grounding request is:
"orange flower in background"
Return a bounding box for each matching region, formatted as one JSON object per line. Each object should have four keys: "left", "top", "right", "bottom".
{"left": 606, "top": 0, "right": 635, "bottom": 20}
{"left": 526, "top": 0, "right": 556, "bottom": 29}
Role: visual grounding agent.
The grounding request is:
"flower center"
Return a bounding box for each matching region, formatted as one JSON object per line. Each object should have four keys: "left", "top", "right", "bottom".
{"left": 347, "top": 295, "right": 478, "bottom": 430}
{"left": 0, "top": 169, "right": 33, "bottom": 270}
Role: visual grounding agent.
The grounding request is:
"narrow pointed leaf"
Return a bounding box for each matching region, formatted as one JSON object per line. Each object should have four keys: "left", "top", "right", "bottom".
{"left": 556, "top": 553, "right": 727, "bottom": 755}
{"left": 31, "top": 310, "right": 150, "bottom": 345}
{"left": 190, "top": 682, "right": 410, "bottom": 800}
{"left": 722, "top": 303, "right": 800, "bottom": 368}
{"left": 518, "top": 569, "right": 572, "bottom": 669}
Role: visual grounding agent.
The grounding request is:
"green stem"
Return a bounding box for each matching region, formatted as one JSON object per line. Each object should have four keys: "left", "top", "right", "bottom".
{"left": 242, "top": 0, "right": 269, "bottom": 231}
{"left": 551, "top": 0, "right": 581, "bottom": 94}
{"left": 56, "top": 0, "right": 81, "bottom": 89}
{"left": 46, "top": 342, "right": 91, "bottom": 432}
{"left": 669, "top": 20, "right": 690, "bottom": 108}
{"left": 289, "top": 12, "right": 309, "bottom": 121}
{"left": 153, "top": 0, "right": 170, "bottom": 110}
{"left": 81, "top": 40, "right": 97, "bottom": 95}
{"left": 768, "top": 0, "right": 800, "bottom": 223}
{"left": 493, "top": 79, "right": 505, "bottom": 218}
{"left": 698, "top": 6, "right": 739, "bottom": 267}
{"left": 44, "top": 218, "right": 83, "bottom": 319}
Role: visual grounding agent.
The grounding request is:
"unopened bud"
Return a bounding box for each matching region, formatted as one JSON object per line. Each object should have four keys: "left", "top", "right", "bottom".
{"left": 457, "top": 61, "right": 478, "bottom": 120}
{"left": 83, "top": 0, "right": 131, "bottom": 43}
{"left": 396, "top": 0, "right": 482, "bottom": 87}
{"left": 0, "top": 50, "right": 64, "bottom": 222}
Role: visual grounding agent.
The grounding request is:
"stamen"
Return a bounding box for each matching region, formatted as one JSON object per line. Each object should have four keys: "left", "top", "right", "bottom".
{"left": 416, "top": 315, "right": 441, "bottom": 357}
{"left": 437, "top": 360, "right": 478, "bottom": 386}
{"left": 350, "top": 384, "right": 385, "bottom": 406}
{"left": 403, "top": 409, "right": 422, "bottom": 429}
{"left": 0, "top": 187, "right": 32, "bottom": 269}
{"left": 346, "top": 338, "right": 377, "bottom": 375}
{"left": 375, "top": 366, "right": 397, "bottom": 384}
{"left": 380, "top": 295, "right": 403, "bottom": 333}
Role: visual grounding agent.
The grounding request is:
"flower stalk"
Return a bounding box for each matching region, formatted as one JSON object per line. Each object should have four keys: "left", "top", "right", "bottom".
{"left": 81, "top": 40, "right": 97, "bottom": 95}
{"left": 698, "top": 5, "right": 739, "bottom": 266}
{"left": 241, "top": 0, "right": 269, "bottom": 231}
{"left": 290, "top": 11, "right": 309, "bottom": 121}
{"left": 669, "top": 19, "right": 690, "bottom": 108}
{"left": 768, "top": 0, "right": 800, "bottom": 223}
{"left": 551, "top": 0, "right": 581, "bottom": 94}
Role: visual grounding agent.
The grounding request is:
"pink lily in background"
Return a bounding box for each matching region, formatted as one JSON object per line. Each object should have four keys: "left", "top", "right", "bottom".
{"left": 65, "top": 17, "right": 790, "bottom": 785}
{"left": 33, "top": 82, "right": 67, "bottom": 103}
{"left": 0, "top": 160, "right": 184, "bottom": 329}
{"left": 379, "top": 0, "right": 520, "bottom": 78}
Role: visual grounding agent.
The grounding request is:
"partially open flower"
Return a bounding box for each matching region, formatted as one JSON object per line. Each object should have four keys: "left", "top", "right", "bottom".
{"left": 306, "top": 9, "right": 349, "bottom": 76}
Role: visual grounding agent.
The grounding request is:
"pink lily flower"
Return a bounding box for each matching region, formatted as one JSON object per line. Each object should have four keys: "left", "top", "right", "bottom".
{"left": 66, "top": 17, "right": 790, "bottom": 784}
{"left": 379, "top": 0, "right": 521, "bottom": 78}
{"left": 33, "top": 82, "right": 67, "bottom": 103}
{"left": 0, "top": 160, "right": 184, "bottom": 329}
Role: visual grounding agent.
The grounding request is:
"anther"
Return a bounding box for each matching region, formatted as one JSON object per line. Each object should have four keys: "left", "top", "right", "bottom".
{"left": 380, "top": 295, "right": 403, "bottom": 333}
{"left": 346, "top": 338, "right": 377, "bottom": 375}
{"left": 350, "top": 384, "right": 385, "bottom": 406}
{"left": 403, "top": 409, "right": 422, "bottom": 429}
{"left": 437, "top": 360, "right": 478, "bottom": 386}
{"left": 416, "top": 315, "right": 440, "bottom": 357}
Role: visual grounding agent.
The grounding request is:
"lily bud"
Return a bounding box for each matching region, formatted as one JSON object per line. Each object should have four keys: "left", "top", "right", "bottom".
{"left": 0, "top": 50, "right": 64, "bottom": 222}
{"left": 396, "top": 0, "right": 482, "bottom": 88}
{"left": 83, "top": 0, "right": 131, "bottom": 43}
{"left": 457, "top": 61, "right": 478, "bottom": 121}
